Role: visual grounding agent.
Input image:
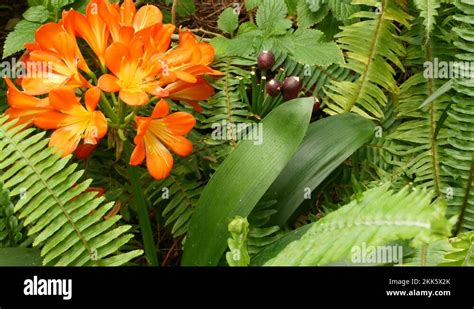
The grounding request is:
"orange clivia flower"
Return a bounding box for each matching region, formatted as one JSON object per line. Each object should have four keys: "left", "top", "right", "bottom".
{"left": 4, "top": 0, "right": 222, "bottom": 180}
{"left": 4, "top": 78, "right": 52, "bottom": 126}
{"left": 98, "top": 37, "right": 170, "bottom": 106}
{"left": 130, "top": 99, "right": 195, "bottom": 180}
{"left": 63, "top": 0, "right": 109, "bottom": 65}
{"left": 98, "top": 29, "right": 222, "bottom": 108}
{"left": 21, "top": 23, "right": 91, "bottom": 95}
{"left": 98, "top": 0, "right": 162, "bottom": 43}
{"left": 34, "top": 87, "right": 108, "bottom": 157}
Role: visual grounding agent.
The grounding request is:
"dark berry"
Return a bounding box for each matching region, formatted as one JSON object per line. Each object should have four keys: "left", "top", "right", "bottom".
{"left": 281, "top": 76, "right": 303, "bottom": 100}
{"left": 257, "top": 50, "right": 275, "bottom": 71}
{"left": 266, "top": 79, "right": 282, "bottom": 97}
{"left": 313, "top": 97, "right": 321, "bottom": 113}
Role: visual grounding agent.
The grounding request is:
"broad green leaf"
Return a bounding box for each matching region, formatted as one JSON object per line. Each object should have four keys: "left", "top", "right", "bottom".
{"left": 265, "top": 113, "right": 375, "bottom": 226}
{"left": 0, "top": 248, "right": 42, "bottom": 266}
{"left": 217, "top": 8, "right": 239, "bottom": 35}
{"left": 245, "top": 0, "right": 262, "bottom": 11}
{"left": 297, "top": 0, "right": 328, "bottom": 29}
{"left": 23, "top": 6, "right": 50, "bottom": 23}
{"left": 182, "top": 98, "right": 314, "bottom": 266}
{"left": 289, "top": 29, "right": 344, "bottom": 65}
{"left": 3, "top": 20, "right": 41, "bottom": 59}
{"left": 256, "top": 0, "right": 292, "bottom": 36}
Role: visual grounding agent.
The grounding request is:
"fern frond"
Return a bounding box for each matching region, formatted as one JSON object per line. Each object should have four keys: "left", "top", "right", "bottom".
{"left": 264, "top": 183, "right": 450, "bottom": 266}
{"left": 247, "top": 200, "right": 284, "bottom": 255}
{"left": 0, "top": 116, "right": 142, "bottom": 265}
{"left": 443, "top": 0, "right": 474, "bottom": 233}
{"left": 324, "top": 0, "right": 412, "bottom": 119}
{"left": 403, "top": 240, "right": 454, "bottom": 266}
{"left": 414, "top": 0, "right": 441, "bottom": 42}
{"left": 201, "top": 57, "right": 254, "bottom": 133}
{"left": 440, "top": 231, "right": 474, "bottom": 265}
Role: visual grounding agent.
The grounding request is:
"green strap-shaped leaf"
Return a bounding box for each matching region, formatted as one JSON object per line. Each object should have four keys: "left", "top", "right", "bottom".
{"left": 182, "top": 97, "right": 314, "bottom": 266}
{"left": 265, "top": 113, "right": 375, "bottom": 226}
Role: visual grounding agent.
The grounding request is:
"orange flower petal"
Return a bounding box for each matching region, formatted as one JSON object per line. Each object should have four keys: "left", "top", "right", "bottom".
{"left": 135, "top": 116, "right": 152, "bottom": 137}
{"left": 120, "top": 89, "right": 149, "bottom": 106}
{"left": 166, "top": 79, "right": 215, "bottom": 102}
{"left": 199, "top": 43, "right": 215, "bottom": 66}
{"left": 163, "top": 112, "right": 196, "bottom": 135}
{"left": 151, "top": 99, "right": 170, "bottom": 118}
{"left": 93, "top": 111, "right": 108, "bottom": 140}
{"left": 161, "top": 135, "right": 193, "bottom": 157}
{"left": 144, "top": 135, "right": 174, "bottom": 180}
{"left": 120, "top": 0, "right": 137, "bottom": 26}
{"left": 105, "top": 42, "right": 129, "bottom": 76}
{"left": 175, "top": 71, "right": 197, "bottom": 83}
{"left": 85, "top": 87, "right": 101, "bottom": 111}
{"left": 133, "top": 4, "right": 162, "bottom": 31}
{"left": 49, "top": 125, "right": 82, "bottom": 157}
{"left": 34, "top": 111, "right": 69, "bottom": 129}
{"left": 49, "top": 87, "right": 83, "bottom": 114}
{"left": 98, "top": 74, "right": 121, "bottom": 92}
{"left": 130, "top": 136, "right": 145, "bottom": 166}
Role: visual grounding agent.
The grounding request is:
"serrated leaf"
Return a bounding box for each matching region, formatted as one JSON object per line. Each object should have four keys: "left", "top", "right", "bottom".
{"left": 217, "top": 8, "right": 239, "bottom": 35}
{"left": 245, "top": 0, "right": 262, "bottom": 11}
{"left": 281, "top": 29, "right": 344, "bottom": 66}
{"left": 23, "top": 6, "right": 50, "bottom": 23}
{"left": 297, "top": 0, "right": 328, "bottom": 29}
{"left": 3, "top": 20, "right": 41, "bottom": 59}
{"left": 256, "top": 0, "right": 292, "bottom": 36}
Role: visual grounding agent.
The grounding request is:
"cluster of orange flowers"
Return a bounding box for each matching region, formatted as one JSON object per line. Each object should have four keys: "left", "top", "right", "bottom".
{"left": 5, "top": 0, "right": 222, "bottom": 179}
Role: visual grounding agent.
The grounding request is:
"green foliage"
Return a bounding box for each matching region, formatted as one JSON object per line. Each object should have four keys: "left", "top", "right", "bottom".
{"left": 441, "top": 231, "right": 474, "bottom": 266}
{"left": 264, "top": 184, "right": 451, "bottom": 266}
{"left": 3, "top": 20, "right": 41, "bottom": 59}
{"left": 0, "top": 180, "right": 24, "bottom": 246}
{"left": 182, "top": 98, "right": 314, "bottom": 266}
{"left": 217, "top": 8, "right": 239, "bottom": 35}
{"left": 0, "top": 248, "right": 42, "bottom": 266}
{"left": 414, "top": 0, "right": 441, "bottom": 42}
{"left": 23, "top": 5, "right": 50, "bottom": 23}
{"left": 213, "top": 0, "right": 343, "bottom": 66}
{"left": 325, "top": 0, "right": 412, "bottom": 119}
{"left": 264, "top": 113, "right": 375, "bottom": 226}
{"left": 2, "top": 0, "right": 75, "bottom": 58}
{"left": 442, "top": 0, "right": 474, "bottom": 233}
{"left": 226, "top": 216, "right": 250, "bottom": 266}
{"left": 0, "top": 116, "right": 142, "bottom": 266}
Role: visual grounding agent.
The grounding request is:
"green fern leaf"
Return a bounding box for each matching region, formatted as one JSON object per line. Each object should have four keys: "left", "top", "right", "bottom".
{"left": 325, "top": 0, "right": 412, "bottom": 119}
{"left": 264, "top": 183, "right": 450, "bottom": 266}
{"left": 0, "top": 116, "right": 142, "bottom": 265}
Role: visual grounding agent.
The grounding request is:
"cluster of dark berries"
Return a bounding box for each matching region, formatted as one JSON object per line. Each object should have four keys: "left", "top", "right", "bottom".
{"left": 257, "top": 50, "right": 303, "bottom": 101}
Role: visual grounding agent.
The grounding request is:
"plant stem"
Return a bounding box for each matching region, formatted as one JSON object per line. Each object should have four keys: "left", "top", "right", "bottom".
{"left": 171, "top": 0, "right": 178, "bottom": 26}
{"left": 124, "top": 142, "right": 159, "bottom": 266}
{"left": 100, "top": 93, "right": 119, "bottom": 123}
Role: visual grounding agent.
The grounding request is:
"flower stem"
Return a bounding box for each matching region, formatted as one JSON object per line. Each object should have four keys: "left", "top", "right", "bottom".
{"left": 100, "top": 93, "right": 119, "bottom": 123}
{"left": 124, "top": 142, "right": 159, "bottom": 266}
